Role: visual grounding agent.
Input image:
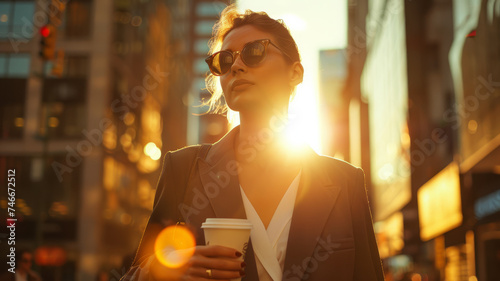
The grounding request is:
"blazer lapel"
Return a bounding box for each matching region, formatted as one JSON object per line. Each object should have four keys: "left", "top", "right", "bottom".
{"left": 282, "top": 148, "right": 342, "bottom": 280}
{"left": 197, "top": 125, "right": 247, "bottom": 220}
{"left": 195, "top": 124, "right": 342, "bottom": 281}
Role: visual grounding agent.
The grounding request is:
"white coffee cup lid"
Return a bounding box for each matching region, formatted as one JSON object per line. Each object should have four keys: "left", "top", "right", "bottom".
{"left": 201, "top": 218, "right": 253, "bottom": 229}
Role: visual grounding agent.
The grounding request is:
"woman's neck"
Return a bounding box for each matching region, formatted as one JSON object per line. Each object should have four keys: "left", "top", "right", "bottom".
{"left": 235, "top": 108, "right": 295, "bottom": 170}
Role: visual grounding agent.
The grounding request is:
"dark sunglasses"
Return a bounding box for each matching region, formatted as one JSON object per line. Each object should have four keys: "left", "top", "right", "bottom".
{"left": 205, "top": 39, "right": 292, "bottom": 76}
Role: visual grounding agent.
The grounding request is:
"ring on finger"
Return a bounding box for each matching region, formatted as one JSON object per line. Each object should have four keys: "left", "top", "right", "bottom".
{"left": 206, "top": 268, "right": 212, "bottom": 278}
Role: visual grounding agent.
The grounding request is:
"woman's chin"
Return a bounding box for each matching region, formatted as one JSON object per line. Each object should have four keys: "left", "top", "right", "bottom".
{"left": 227, "top": 95, "right": 261, "bottom": 109}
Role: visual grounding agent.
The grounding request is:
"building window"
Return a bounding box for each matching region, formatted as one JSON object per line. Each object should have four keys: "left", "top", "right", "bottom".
{"left": 196, "top": 2, "right": 226, "bottom": 17}
{"left": 193, "top": 56, "right": 209, "bottom": 75}
{"left": 0, "top": 53, "right": 31, "bottom": 77}
{"left": 0, "top": 1, "right": 35, "bottom": 40}
{"left": 40, "top": 55, "right": 88, "bottom": 139}
{"left": 43, "top": 54, "right": 89, "bottom": 78}
{"left": 0, "top": 78, "right": 26, "bottom": 139}
{"left": 44, "top": 154, "right": 81, "bottom": 221}
{"left": 0, "top": 154, "right": 81, "bottom": 219}
{"left": 40, "top": 78, "right": 87, "bottom": 139}
{"left": 195, "top": 20, "right": 215, "bottom": 36}
{"left": 39, "top": 55, "right": 88, "bottom": 139}
{"left": 0, "top": 53, "right": 30, "bottom": 139}
{"left": 195, "top": 38, "right": 210, "bottom": 55}
{"left": 61, "top": 0, "right": 92, "bottom": 39}
{"left": 0, "top": 155, "right": 80, "bottom": 240}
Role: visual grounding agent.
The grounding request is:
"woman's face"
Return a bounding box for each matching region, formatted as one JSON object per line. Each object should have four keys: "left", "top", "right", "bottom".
{"left": 219, "top": 25, "right": 296, "bottom": 113}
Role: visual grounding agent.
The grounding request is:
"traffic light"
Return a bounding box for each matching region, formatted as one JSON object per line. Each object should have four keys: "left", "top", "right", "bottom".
{"left": 39, "top": 24, "right": 57, "bottom": 60}
{"left": 51, "top": 50, "right": 65, "bottom": 77}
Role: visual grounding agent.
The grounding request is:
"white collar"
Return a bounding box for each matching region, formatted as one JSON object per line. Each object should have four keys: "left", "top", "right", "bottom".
{"left": 239, "top": 168, "right": 302, "bottom": 280}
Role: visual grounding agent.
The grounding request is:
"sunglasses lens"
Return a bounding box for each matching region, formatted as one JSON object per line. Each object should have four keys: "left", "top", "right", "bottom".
{"left": 207, "top": 41, "right": 267, "bottom": 75}
{"left": 211, "top": 52, "right": 233, "bottom": 75}
{"left": 242, "top": 41, "right": 266, "bottom": 66}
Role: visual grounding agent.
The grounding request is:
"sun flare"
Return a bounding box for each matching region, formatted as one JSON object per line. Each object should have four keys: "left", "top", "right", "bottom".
{"left": 154, "top": 225, "right": 196, "bottom": 268}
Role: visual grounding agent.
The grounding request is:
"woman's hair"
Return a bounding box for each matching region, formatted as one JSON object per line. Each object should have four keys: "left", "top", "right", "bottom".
{"left": 197, "top": 3, "right": 302, "bottom": 124}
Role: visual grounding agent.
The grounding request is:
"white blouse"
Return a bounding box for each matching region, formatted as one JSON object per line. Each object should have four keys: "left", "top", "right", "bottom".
{"left": 239, "top": 168, "right": 302, "bottom": 281}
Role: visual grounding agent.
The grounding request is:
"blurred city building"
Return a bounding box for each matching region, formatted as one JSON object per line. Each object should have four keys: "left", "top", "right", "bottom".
{"left": 318, "top": 49, "right": 350, "bottom": 163}
{"left": 188, "top": 0, "right": 232, "bottom": 144}
{"left": 0, "top": 0, "right": 231, "bottom": 280}
{"left": 449, "top": 1, "right": 500, "bottom": 280}
{"left": 346, "top": 0, "right": 499, "bottom": 280}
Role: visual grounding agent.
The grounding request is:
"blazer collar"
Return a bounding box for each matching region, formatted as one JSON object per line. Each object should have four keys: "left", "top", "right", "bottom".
{"left": 196, "top": 124, "right": 342, "bottom": 280}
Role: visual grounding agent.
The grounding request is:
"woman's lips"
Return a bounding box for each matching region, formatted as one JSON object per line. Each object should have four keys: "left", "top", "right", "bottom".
{"left": 230, "top": 79, "right": 255, "bottom": 92}
{"left": 232, "top": 83, "right": 254, "bottom": 91}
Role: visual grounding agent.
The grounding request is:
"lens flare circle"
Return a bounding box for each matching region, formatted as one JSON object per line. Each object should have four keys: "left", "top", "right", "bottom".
{"left": 154, "top": 225, "right": 196, "bottom": 268}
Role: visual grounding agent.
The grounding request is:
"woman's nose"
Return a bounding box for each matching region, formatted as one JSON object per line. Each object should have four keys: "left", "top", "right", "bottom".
{"left": 230, "top": 52, "right": 247, "bottom": 74}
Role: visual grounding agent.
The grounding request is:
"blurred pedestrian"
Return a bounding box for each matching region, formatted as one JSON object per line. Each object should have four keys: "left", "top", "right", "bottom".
{"left": 0, "top": 248, "right": 43, "bottom": 281}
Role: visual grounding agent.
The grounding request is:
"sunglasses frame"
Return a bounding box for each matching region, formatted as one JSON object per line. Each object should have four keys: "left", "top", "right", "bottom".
{"left": 205, "top": 38, "right": 293, "bottom": 76}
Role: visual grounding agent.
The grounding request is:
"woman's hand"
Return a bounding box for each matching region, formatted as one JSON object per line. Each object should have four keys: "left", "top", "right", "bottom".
{"left": 150, "top": 245, "right": 246, "bottom": 280}
{"left": 182, "top": 245, "right": 246, "bottom": 280}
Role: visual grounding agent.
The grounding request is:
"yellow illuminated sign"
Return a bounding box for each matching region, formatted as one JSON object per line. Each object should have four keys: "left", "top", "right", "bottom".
{"left": 418, "top": 162, "right": 462, "bottom": 241}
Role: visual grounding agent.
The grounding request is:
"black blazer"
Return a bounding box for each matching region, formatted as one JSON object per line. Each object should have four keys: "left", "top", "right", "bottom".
{"left": 121, "top": 125, "right": 385, "bottom": 281}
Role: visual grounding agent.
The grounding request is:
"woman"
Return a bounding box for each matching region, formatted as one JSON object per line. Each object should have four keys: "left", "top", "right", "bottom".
{"left": 121, "top": 4, "right": 384, "bottom": 281}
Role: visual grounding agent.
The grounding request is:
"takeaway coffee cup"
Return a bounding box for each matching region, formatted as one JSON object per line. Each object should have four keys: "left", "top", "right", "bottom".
{"left": 201, "top": 218, "right": 253, "bottom": 280}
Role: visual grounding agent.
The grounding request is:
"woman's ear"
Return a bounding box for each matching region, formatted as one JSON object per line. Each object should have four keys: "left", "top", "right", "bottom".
{"left": 289, "top": 62, "right": 304, "bottom": 88}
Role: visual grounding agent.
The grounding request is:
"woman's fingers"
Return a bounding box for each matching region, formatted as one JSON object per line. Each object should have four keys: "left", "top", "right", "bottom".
{"left": 189, "top": 254, "right": 244, "bottom": 271}
{"left": 194, "top": 245, "right": 242, "bottom": 258}
{"left": 186, "top": 266, "right": 244, "bottom": 280}
{"left": 175, "top": 245, "right": 246, "bottom": 280}
{"left": 183, "top": 245, "right": 245, "bottom": 279}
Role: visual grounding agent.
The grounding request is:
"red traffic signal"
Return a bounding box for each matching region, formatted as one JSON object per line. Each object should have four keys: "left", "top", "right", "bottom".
{"left": 39, "top": 24, "right": 57, "bottom": 60}
{"left": 40, "top": 25, "right": 51, "bottom": 37}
